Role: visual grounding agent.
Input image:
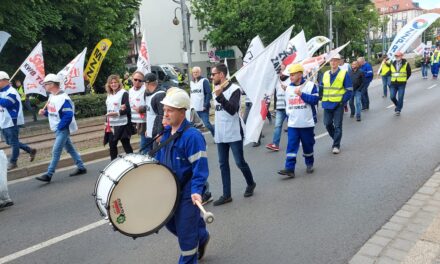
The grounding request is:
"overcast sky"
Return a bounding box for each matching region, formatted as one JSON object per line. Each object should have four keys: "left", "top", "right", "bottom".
{"left": 416, "top": 0, "right": 440, "bottom": 9}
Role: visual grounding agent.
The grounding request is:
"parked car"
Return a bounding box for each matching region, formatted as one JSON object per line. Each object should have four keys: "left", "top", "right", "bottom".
{"left": 151, "top": 64, "right": 186, "bottom": 90}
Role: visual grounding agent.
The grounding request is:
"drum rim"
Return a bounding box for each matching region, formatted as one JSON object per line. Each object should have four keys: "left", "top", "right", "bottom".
{"left": 107, "top": 163, "right": 181, "bottom": 238}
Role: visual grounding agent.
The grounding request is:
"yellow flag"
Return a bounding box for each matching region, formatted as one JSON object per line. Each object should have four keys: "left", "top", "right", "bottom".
{"left": 84, "top": 39, "right": 112, "bottom": 87}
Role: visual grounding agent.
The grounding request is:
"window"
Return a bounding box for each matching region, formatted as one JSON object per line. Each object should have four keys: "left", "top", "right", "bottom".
{"left": 200, "top": 40, "right": 207, "bottom": 52}
{"left": 190, "top": 40, "right": 194, "bottom": 54}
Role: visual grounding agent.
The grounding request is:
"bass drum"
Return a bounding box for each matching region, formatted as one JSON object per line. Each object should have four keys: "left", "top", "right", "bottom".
{"left": 94, "top": 154, "right": 179, "bottom": 237}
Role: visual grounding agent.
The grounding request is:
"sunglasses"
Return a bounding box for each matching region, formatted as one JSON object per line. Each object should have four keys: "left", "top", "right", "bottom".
{"left": 133, "top": 79, "right": 144, "bottom": 82}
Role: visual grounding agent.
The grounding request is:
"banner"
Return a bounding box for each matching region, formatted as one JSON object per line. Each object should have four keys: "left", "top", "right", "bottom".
{"left": 136, "top": 33, "right": 151, "bottom": 74}
{"left": 387, "top": 13, "right": 440, "bottom": 59}
{"left": 413, "top": 42, "right": 426, "bottom": 55}
{"left": 58, "top": 48, "right": 87, "bottom": 94}
{"left": 84, "top": 39, "right": 112, "bottom": 86}
{"left": 0, "top": 31, "right": 11, "bottom": 54}
{"left": 235, "top": 26, "right": 293, "bottom": 145}
{"left": 242, "top": 36, "right": 265, "bottom": 65}
{"left": 282, "top": 30, "right": 309, "bottom": 67}
{"left": 19, "top": 41, "right": 46, "bottom": 97}
{"left": 306, "top": 36, "right": 330, "bottom": 56}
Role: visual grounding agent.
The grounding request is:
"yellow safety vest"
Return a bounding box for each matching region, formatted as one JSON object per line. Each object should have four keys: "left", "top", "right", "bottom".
{"left": 390, "top": 62, "right": 408, "bottom": 83}
{"left": 123, "top": 79, "right": 130, "bottom": 91}
{"left": 432, "top": 52, "right": 440, "bottom": 64}
{"left": 17, "top": 86, "right": 26, "bottom": 101}
{"left": 322, "top": 69, "right": 347, "bottom": 103}
{"left": 380, "top": 61, "right": 391, "bottom": 76}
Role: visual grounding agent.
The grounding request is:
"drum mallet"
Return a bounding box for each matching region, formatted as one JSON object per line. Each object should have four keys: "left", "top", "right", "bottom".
{"left": 195, "top": 200, "right": 215, "bottom": 224}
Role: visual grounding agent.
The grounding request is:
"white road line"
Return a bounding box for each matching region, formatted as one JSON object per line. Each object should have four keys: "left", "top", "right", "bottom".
{"left": 315, "top": 132, "right": 329, "bottom": 140}
{"left": 427, "top": 84, "right": 437, "bottom": 90}
{"left": 0, "top": 219, "right": 107, "bottom": 264}
{"left": 386, "top": 99, "right": 407, "bottom": 109}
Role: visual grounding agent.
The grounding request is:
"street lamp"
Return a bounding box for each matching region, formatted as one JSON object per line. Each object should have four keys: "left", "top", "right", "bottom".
{"left": 172, "top": 0, "right": 192, "bottom": 75}
{"left": 173, "top": 7, "right": 180, "bottom": 25}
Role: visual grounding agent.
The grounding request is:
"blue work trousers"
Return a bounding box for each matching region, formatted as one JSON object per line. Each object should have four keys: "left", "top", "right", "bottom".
{"left": 285, "top": 127, "right": 315, "bottom": 170}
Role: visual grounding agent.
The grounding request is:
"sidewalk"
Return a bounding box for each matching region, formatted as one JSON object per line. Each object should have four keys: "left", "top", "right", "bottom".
{"left": 350, "top": 166, "right": 440, "bottom": 264}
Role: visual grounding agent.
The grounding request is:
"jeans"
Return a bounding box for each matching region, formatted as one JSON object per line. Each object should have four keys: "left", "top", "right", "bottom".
{"left": 272, "top": 109, "right": 287, "bottom": 146}
{"left": 349, "top": 91, "right": 362, "bottom": 118}
{"left": 139, "top": 133, "right": 149, "bottom": 155}
{"left": 381, "top": 75, "right": 391, "bottom": 97}
{"left": 389, "top": 83, "right": 406, "bottom": 112}
{"left": 421, "top": 64, "right": 430, "bottom": 78}
{"left": 47, "top": 128, "right": 85, "bottom": 177}
{"left": 1, "top": 125, "right": 32, "bottom": 164}
{"left": 217, "top": 140, "right": 255, "bottom": 198}
{"left": 323, "top": 103, "right": 344, "bottom": 148}
{"left": 432, "top": 63, "right": 439, "bottom": 77}
{"left": 197, "top": 110, "right": 215, "bottom": 136}
{"left": 22, "top": 99, "right": 37, "bottom": 121}
{"left": 361, "top": 82, "right": 370, "bottom": 109}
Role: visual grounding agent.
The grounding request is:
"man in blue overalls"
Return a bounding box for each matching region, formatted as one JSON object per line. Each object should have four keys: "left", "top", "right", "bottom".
{"left": 155, "top": 87, "right": 210, "bottom": 263}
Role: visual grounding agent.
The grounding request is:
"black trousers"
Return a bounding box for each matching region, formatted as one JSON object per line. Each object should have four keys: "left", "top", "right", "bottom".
{"left": 109, "top": 138, "right": 133, "bottom": 160}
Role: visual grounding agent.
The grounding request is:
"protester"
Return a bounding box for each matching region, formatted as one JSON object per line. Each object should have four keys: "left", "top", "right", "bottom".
{"left": 190, "top": 66, "right": 214, "bottom": 136}
{"left": 357, "top": 57, "right": 373, "bottom": 110}
{"left": 138, "top": 73, "right": 165, "bottom": 153}
{"left": 431, "top": 48, "right": 440, "bottom": 79}
{"left": 278, "top": 64, "right": 319, "bottom": 178}
{"left": 421, "top": 48, "right": 431, "bottom": 79}
{"left": 349, "top": 61, "right": 365, "bottom": 122}
{"left": 320, "top": 54, "right": 353, "bottom": 154}
{"left": 0, "top": 71, "right": 37, "bottom": 170}
{"left": 155, "top": 88, "right": 210, "bottom": 263}
{"left": 389, "top": 51, "right": 411, "bottom": 116}
{"left": 105, "top": 74, "right": 133, "bottom": 160}
{"left": 0, "top": 150, "right": 13, "bottom": 209}
{"left": 15, "top": 79, "right": 37, "bottom": 121}
{"left": 35, "top": 74, "right": 86, "bottom": 182}
{"left": 211, "top": 63, "right": 256, "bottom": 206}
{"left": 122, "top": 72, "right": 132, "bottom": 91}
{"left": 128, "top": 71, "right": 148, "bottom": 154}
{"left": 266, "top": 64, "right": 289, "bottom": 151}
{"left": 379, "top": 55, "right": 391, "bottom": 98}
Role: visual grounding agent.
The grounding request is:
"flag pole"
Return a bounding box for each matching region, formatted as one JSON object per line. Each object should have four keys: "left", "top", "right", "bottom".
{"left": 9, "top": 67, "right": 21, "bottom": 81}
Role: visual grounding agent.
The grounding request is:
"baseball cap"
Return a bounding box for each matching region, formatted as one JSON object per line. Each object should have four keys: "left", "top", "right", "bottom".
{"left": 144, "top": 73, "right": 157, "bottom": 83}
{"left": 0, "top": 71, "right": 10, "bottom": 80}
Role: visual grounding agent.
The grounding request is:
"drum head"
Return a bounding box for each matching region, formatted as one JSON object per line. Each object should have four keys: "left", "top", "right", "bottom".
{"left": 108, "top": 163, "right": 179, "bottom": 237}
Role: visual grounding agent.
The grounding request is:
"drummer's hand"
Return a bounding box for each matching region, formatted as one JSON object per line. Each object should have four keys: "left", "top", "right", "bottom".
{"left": 191, "top": 193, "right": 202, "bottom": 205}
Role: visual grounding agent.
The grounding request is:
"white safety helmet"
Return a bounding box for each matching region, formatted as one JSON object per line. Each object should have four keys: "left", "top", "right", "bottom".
{"left": 0, "top": 71, "right": 10, "bottom": 80}
{"left": 161, "top": 87, "right": 190, "bottom": 109}
{"left": 43, "top": 73, "right": 61, "bottom": 84}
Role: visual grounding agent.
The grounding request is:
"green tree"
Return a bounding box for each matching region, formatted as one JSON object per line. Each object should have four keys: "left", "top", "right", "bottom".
{"left": 0, "top": 0, "right": 140, "bottom": 92}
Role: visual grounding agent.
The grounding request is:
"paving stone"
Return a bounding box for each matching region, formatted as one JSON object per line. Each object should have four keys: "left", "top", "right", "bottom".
{"left": 414, "top": 211, "right": 436, "bottom": 223}
{"left": 424, "top": 180, "right": 440, "bottom": 188}
{"left": 383, "top": 248, "right": 407, "bottom": 261}
{"left": 434, "top": 193, "right": 440, "bottom": 201}
{"left": 401, "top": 240, "right": 440, "bottom": 264}
{"left": 389, "top": 238, "right": 415, "bottom": 252}
{"left": 382, "top": 222, "right": 403, "bottom": 232}
{"left": 397, "top": 231, "right": 421, "bottom": 242}
{"left": 406, "top": 223, "right": 428, "bottom": 234}
{"left": 407, "top": 198, "right": 426, "bottom": 206}
{"left": 423, "top": 205, "right": 440, "bottom": 213}
{"left": 377, "top": 229, "right": 398, "bottom": 239}
{"left": 389, "top": 215, "right": 409, "bottom": 224}
{"left": 358, "top": 243, "right": 383, "bottom": 257}
{"left": 395, "top": 210, "right": 414, "bottom": 218}
{"left": 349, "top": 254, "right": 375, "bottom": 264}
{"left": 401, "top": 204, "right": 419, "bottom": 213}
{"left": 369, "top": 235, "right": 392, "bottom": 247}
{"left": 419, "top": 187, "right": 437, "bottom": 195}
{"left": 376, "top": 256, "right": 400, "bottom": 264}
{"left": 413, "top": 193, "right": 431, "bottom": 201}
{"left": 428, "top": 200, "right": 440, "bottom": 207}
{"left": 421, "top": 215, "right": 440, "bottom": 243}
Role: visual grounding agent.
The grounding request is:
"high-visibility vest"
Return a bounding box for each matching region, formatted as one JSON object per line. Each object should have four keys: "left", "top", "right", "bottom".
{"left": 432, "top": 52, "right": 440, "bottom": 64}
{"left": 322, "top": 69, "right": 347, "bottom": 103}
{"left": 17, "top": 86, "right": 26, "bottom": 101}
{"left": 380, "top": 61, "right": 391, "bottom": 76}
{"left": 123, "top": 79, "right": 130, "bottom": 91}
{"left": 390, "top": 62, "right": 408, "bottom": 83}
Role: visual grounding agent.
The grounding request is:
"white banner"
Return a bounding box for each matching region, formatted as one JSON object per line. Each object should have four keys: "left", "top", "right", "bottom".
{"left": 19, "top": 41, "right": 46, "bottom": 96}
{"left": 413, "top": 42, "right": 426, "bottom": 55}
{"left": 136, "top": 33, "right": 151, "bottom": 75}
{"left": 387, "top": 13, "right": 440, "bottom": 59}
{"left": 0, "top": 31, "right": 11, "bottom": 54}
{"left": 58, "top": 48, "right": 87, "bottom": 94}
{"left": 242, "top": 36, "right": 264, "bottom": 65}
{"left": 235, "top": 26, "right": 293, "bottom": 145}
{"left": 283, "top": 30, "right": 309, "bottom": 66}
{"left": 306, "top": 36, "right": 330, "bottom": 57}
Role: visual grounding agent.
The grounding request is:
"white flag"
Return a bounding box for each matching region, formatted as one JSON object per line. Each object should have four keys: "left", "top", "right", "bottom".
{"left": 387, "top": 13, "right": 440, "bottom": 60}
{"left": 0, "top": 31, "right": 11, "bottom": 54}
{"left": 242, "top": 36, "right": 265, "bottom": 66}
{"left": 19, "top": 41, "right": 46, "bottom": 97}
{"left": 324, "top": 41, "right": 350, "bottom": 62}
{"left": 224, "top": 58, "right": 230, "bottom": 79}
{"left": 413, "top": 43, "right": 426, "bottom": 55}
{"left": 306, "top": 36, "right": 330, "bottom": 56}
{"left": 235, "top": 26, "right": 293, "bottom": 145}
{"left": 136, "top": 33, "right": 151, "bottom": 74}
{"left": 283, "top": 30, "right": 309, "bottom": 68}
{"left": 58, "top": 48, "right": 87, "bottom": 94}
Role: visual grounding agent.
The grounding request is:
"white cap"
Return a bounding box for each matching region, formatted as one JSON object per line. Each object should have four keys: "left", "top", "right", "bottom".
{"left": 161, "top": 87, "right": 190, "bottom": 109}
{"left": 43, "top": 73, "right": 61, "bottom": 84}
{"left": 0, "top": 71, "right": 10, "bottom": 80}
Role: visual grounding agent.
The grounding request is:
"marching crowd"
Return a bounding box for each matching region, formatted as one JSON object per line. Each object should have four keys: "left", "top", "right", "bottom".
{"left": 1, "top": 45, "right": 439, "bottom": 263}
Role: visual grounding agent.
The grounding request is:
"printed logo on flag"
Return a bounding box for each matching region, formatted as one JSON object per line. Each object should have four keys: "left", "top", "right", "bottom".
{"left": 413, "top": 19, "right": 428, "bottom": 29}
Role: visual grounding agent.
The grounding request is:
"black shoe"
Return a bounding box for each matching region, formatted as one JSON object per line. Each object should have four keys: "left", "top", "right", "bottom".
{"left": 29, "top": 148, "right": 37, "bottom": 162}
{"left": 198, "top": 233, "right": 210, "bottom": 260}
{"left": 252, "top": 142, "right": 261, "bottom": 147}
{"left": 278, "top": 169, "right": 295, "bottom": 178}
{"left": 36, "top": 174, "right": 51, "bottom": 182}
{"left": 213, "top": 196, "right": 232, "bottom": 206}
{"left": 202, "top": 192, "right": 213, "bottom": 205}
{"left": 306, "top": 166, "right": 314, "bottom": 174}
{"left": 244, "top": 182, "right": 256, "bottom": 197}
{"left": 69, "top": 168, "right": 87, "bottom": 177}
{"left": 356, "top": 116, "right": 361, "bottom": 122}
{"left": 0, "top": 200, "right": 14, "bottom": 209}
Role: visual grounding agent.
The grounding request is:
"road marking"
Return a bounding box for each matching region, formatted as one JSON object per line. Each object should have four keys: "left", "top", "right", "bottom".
{"left": 0, "top": 219, "right": 107, "bottom": 264}
{"left": 315, "top": 132, "right": 329, "bottom": 140}
{"left": 386, "top": 99, "right": 407, "bottom": 109}
{"left": 427, "top": 84, "right": 437, "bottom": 90}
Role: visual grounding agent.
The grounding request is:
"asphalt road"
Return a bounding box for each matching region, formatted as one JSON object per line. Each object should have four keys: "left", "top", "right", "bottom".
{"left": 1, "top": 72, "right": 440, "bottom": 264}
